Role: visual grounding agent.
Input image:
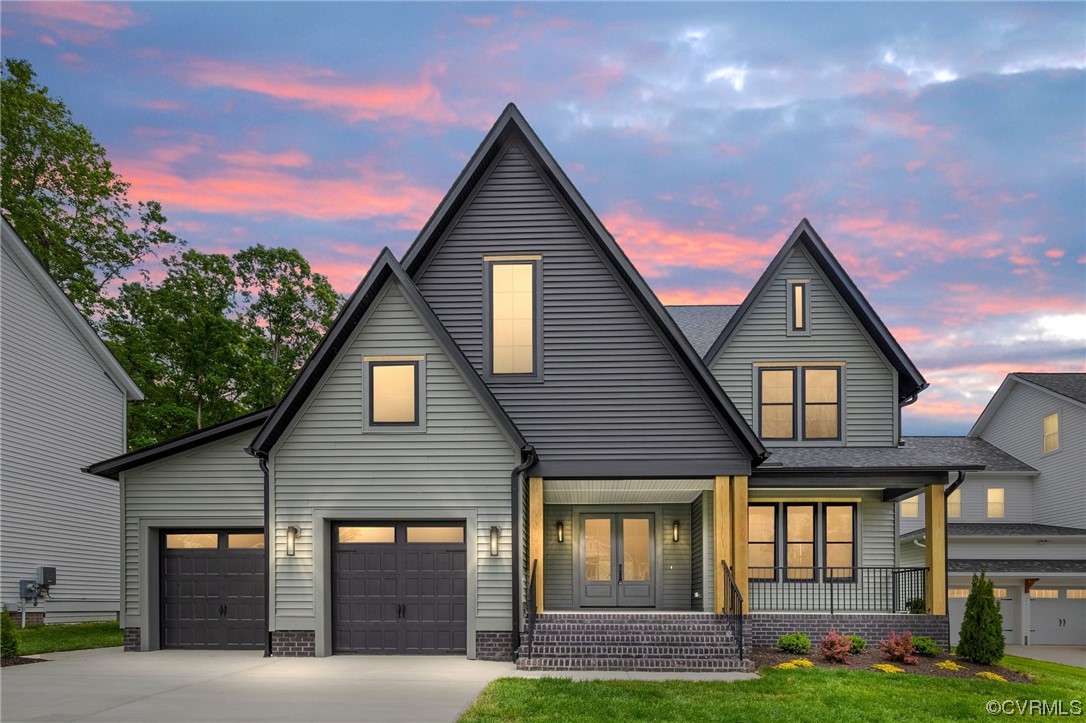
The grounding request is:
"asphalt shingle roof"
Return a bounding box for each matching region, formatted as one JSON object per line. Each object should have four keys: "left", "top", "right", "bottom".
{"left": 666, "top": 305, "right": 739, "bottom": 358}
{"left": 900, "top": 437, "right": 1036, "bottom": 472}
{"left": 1014, "top": 372, "right": 1086, "bottom": 404}
{"left": 759, "top": 436, "right": 1028, "bottom": 471}
{"left": 901, "top": 523, "right": 1086, "bottom": 541}
{"left": 948, "top": 559, "right": 1086, "bottom": 574}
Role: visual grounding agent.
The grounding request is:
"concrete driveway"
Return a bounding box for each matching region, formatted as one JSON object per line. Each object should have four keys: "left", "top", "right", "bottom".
{"left": 1, "top": 647, "right": 515, "bottom": 723}
{"left": 1005, "top": 645, "right": 1086, "bottom": 668}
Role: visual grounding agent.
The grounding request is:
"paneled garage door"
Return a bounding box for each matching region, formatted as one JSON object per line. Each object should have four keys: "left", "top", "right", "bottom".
{"left": 161, "top": 530, "right": 265, "bottom": 649}
{"left": 1029, "top": 588, "right": 1086, "bottom": 645}
{"left": 333, "top": 522, "right": 467, "bottom": 655}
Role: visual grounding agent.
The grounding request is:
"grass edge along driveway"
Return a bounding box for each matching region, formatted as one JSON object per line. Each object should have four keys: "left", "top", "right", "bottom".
{"left": 13, "top": 621, "right": 122, "bottom": 655}
{"left": 459, "top": 656, "right": 1086, "bottom": 723}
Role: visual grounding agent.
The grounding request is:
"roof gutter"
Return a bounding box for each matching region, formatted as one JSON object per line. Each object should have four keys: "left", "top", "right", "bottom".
{"left": 258, "top": 455, "right": 272, "bottom": 658}
{"left": 510, "top": 445, "right": 538, "bottom": 652}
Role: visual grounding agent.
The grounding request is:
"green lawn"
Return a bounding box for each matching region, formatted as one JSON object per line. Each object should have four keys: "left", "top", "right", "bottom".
{"left": 12, "top": 621, "right": 123, "bottom": 655}
{"left": 460, "top": 656, "right": 1085, "bottom": 723}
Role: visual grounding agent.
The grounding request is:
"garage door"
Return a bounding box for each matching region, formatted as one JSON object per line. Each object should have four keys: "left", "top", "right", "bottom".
{"left": 162, "top": 530, "right": 265, "bottom": 649}
{"left": 333, "top": 522, "right": 467, "bottom": 655}
{"left": 949, "top": 586, "right": 1017, "bottom": 644}
{"left": 1030, "top": 588, "right": 1086, "bottom": 645}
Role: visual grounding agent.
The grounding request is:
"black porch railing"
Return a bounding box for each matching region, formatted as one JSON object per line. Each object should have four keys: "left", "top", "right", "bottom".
{"left": 525, "top": 560, "right": 539, "bottom": 658}
{"left": 720, "top": 560, "right": 745, "bottom": 661}
{"left": 748, "top": 566, "right": 927, "bottom": 614}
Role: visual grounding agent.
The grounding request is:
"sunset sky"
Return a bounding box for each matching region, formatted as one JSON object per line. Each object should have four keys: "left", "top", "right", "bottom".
{"left": 2, "top": 2, "right": 1083, "bottom": 435}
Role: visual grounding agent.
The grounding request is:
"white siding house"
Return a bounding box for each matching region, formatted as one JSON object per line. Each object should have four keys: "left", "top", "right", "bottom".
{"left": 1, "top": 219, "right": 142, "bottom": 623}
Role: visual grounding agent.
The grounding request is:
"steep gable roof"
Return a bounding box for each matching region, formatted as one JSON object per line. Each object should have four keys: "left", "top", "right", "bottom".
{"left": 667, "top": 305, "right": 740, "bottom": 357}
{"left": 704, "top": 218, "right": 927, "bottom": 402}
{"left": 248, "top": 249, "right": 527, "bottom": 457}
{"left": 970, "top": 372, "right": 1086, "bottom": 437}
{"left": 1, "top": 217, "right": 143, "bottom": 401}
{"left": 400, "top": 103, "right": 766, "bottom": 463}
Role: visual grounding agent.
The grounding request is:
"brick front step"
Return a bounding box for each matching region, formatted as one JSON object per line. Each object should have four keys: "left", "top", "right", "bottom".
{"left": 532, "top": 634, "right": 736, "bottom": 645}
{"left": 516, "top": 657, "right": 755, "bottom": 672}
{"left": 525, "top": 646, "right": 742, "bottom": 658}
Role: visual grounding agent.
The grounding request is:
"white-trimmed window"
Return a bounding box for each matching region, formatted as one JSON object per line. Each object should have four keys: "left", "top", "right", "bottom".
{"left": 901, "top": 496, "right": 919, "bottom": 518}
{"left": 947, "top": 488, "right": 962, "bottom": 518}
{"left": 1030, "top": 589, "right": 1058, "bottom": 599}
{"left": 987, "top": 488, "right": 1005, "bottom": 518}
{"left": 1043, "top": 413, "right": 1060, "bottom": 453}
{"left": 363, "top": 356, "right": 426, "bottom": 431}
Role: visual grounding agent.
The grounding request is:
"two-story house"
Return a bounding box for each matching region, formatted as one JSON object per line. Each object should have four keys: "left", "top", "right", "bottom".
{"left": 1, "top": 218, "right": 143, "bottom": 624}
{"left": 899, "top": 374, "right": 1086, "bottom": 646}
{"left": 87, "top": 105, "right": 975, "bottom": 669}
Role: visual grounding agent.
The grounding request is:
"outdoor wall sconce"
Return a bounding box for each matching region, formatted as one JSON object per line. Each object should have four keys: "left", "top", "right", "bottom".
{"left": 556, "top": 521, "right": 564, "bottom": 543}
{"left": 672, "top": 521, "right": 680, "bottom": 543}
{"left": 286, "top": 526, "right": 298, "bottom": 556}
{"left": 490, "top": 526, "right": 500, "bottom": 556}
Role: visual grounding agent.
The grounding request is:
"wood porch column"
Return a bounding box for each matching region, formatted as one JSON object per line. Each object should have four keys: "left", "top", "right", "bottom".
{"left": 713, "top": 475, "right": 732, "bottom": 615}
{"left": 730, "top": 475, "right": 749, "bottom": 614}
{"left": 924, "top": 483, "right": 947, "bottom": 615}
{"left": 529, "top": 476, "right": 544, "bottom": 613}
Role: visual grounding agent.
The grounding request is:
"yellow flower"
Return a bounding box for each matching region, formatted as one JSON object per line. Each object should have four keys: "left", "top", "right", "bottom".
{"left": 871, "top": 663, "right": 905, "bottom": 674}
{"left": 791, "top": 659, "right": 814, "bottom": 668}
{"left": 775, "top": 662, "right": 799, "bottom": 670}
{"left": 976, "top": 671, "right": 1008, "bottom": 683}
{"left": 936, "top": 660, "right": 966, "bottom": 671}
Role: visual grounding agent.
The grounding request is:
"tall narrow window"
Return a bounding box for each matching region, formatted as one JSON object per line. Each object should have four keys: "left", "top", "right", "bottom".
{"left": 748, "top": 505, "right": 777, "bottom": 580}
{"left": 987, "top": 488, "right": 1005, "bottom": 518}
{"left": 947, "top": 488, "right": 962, "bottom": 518}
{"left": 760, "top": 368, "right": 796, "bottom": 440}
{"left": 785, "top": 504, "right": 815, "bottom": 581}
{"left": 1043, "top": 413, "right": 1059, "bottom": 453}
{"left": 824, "top": 505, "right": 855, "bottom": 579}
{"left": 803, "top": 368, "right": 840, "bottom": 440}
{"left": 789, "top": 281, "right": 808, "bottom": 332}
{"left": 900, "top": 495, "right": 919, "bottom": 518}
{"left": 369, "top": 361, "right": 418, "bottom": 425}
{"left": 490, "top": 261, "right": 536, "bottom": 375}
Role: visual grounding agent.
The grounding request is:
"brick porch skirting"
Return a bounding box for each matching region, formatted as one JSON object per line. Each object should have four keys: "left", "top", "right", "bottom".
{"left": 749, "top": 613, "right": 950, "bottom": 649}
{"left": 476, "top": 631, "right": 516, "bottom": 661}
{"left": 271, "top": 630, "right": 316, "bottom": 656}
{"left": 123, "top": 627, "right": 141, "bottom": 651}
{"left": 13, "top": 611, "right": 46, "bottom": 628}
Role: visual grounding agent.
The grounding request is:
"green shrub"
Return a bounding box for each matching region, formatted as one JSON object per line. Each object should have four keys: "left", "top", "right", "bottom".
{"left": 957, "top": 571, "right": 1005, "bottom": 665}
{"left": 912, "top": 635, "right": 941, "bottom": 657}
{"left": 777, "top": 633, "right": 811, "bottom": 654}
{"left": 848, "top": 634, "right": 867, "bottom": 654}
{"left": 1, "top": 608, "right": 18, "bottom": 659}
{"left": 907, "top": 598, "right": 926, "bottom": 615}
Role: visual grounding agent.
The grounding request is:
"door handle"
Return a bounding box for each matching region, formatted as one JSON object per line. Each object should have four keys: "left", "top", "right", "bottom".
{"left": 219, "top": 604, "right": 226, "bottom": 617}
{"left": 618, "top": 563, "right": 623, "bottom": 583}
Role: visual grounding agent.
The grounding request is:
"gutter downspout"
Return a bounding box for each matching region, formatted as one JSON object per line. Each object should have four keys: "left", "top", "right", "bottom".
{"left": 510, "top": 445, "right": 538, "bottom": 653}
{"left": 258, "top": 455, "right": 272, "bottom": 658}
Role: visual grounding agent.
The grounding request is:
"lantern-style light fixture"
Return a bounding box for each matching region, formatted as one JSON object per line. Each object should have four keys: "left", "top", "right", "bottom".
{"left": 490, "top": 526, "right": 500, "bottom": 556}
{"left": 286, "top": 526, "right": 299, "bottom": 556}
{"left": 556, "top": 521, "right": 564, "bottom": 543}
{"left": 672, "top": 520, "right": 680, "bottom": 543}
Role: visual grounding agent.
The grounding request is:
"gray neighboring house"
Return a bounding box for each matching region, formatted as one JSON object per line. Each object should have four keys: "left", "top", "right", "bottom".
{"left": 87, "top": 105, "right": 974, "bottom": 669}
{"left": 899, "top": 373, "right": 1086, "bottom": 645}
{"left": 1, "top": 218, "right": 143, "bottom": 624}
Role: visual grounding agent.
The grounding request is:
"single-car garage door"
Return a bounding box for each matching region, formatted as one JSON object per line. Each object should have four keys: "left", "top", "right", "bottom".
{"left": 333, "top": 522, "right": 467, "bottom": 655}
{"left": 162, "top": 530, "right": 265, "bottom": 649}
{"left": 1030, "top": 588, "right": 1086, "bottom": 645}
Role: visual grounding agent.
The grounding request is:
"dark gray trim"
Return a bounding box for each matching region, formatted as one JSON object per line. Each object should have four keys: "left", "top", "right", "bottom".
{"left": 758, "top": 367, "right": 797, "bottom": 441}
{"left": 749, "top": 503, "right": 779, "bottom": 582}
{"left": 482, "top": 257, "right": 544, "bottom": 382}
{"left": 822, "top": 502, "right": 858, "bottom": 581}
{"left": 532, "top": 459, "right": 752, "bottom": 479}
{"left": 750, "top": 472, "right": 954, "bottom": 488}
{"left": 85, "top": 407, "right": 274, "bottom": 480}
{"left": 786, "top": 280, "right": 810, "bottom": 335}
{"left": 800, "top": 366, "right": 842, "bottom": 442}
{"left": 249, "top": 249, "right": 527, "bottom": 456}
{"left": 783, "top": 502, "right": 816, "bottom": 582}
{"left": 366, "top": 360, "right": 421, "bottom": 427}
{"left": 883, "top": 487, "right": 923, "bottom": 503}
{"left": 705, "top": 219, "right": 927, "bottom": 402}
{"left": 398, "top": 103, "right": 766, "bottom": 464}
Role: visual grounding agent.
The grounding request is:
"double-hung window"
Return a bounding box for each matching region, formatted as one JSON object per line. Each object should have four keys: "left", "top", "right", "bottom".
{"left": 748, "top": 505, "right": 777, "bottom": 580}
{"left": 758, "top": 365, "right": 841, "bottom": 441}
{"left": 748, "top": 502, "right": 857, "bottom": 582}
{"left": 1043, "top": 413, "right": 1059, "bottom": 453}
{"left": 824, "top": 505, "right": 855, "bottom": 579}
{"left": 485, "top": 256, "right": 541, "bottom": 379}
{"left": 759, "top": 369, "right": 796, "bottom": 439}
{"left": 785, "top": 504, "right": 816, "bottom": 581}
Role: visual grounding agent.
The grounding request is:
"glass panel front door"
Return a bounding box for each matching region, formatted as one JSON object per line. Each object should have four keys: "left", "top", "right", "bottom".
{"left": 579, "top": 513, "right": 655, "bottom": 607}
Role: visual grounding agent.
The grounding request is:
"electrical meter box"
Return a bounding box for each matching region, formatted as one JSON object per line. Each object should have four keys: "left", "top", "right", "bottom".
{"left": 36, "top": 567, "right": 56, "bottom": 586}
{"left": 19, "top": 580, "right": 36, "bottom": 599}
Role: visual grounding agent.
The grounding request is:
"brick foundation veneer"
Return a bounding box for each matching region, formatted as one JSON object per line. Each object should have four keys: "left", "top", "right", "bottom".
{"left": 13, "top": 611, "right": 46, "bottom": 628}
{"left": 271, "top": 630, "right": 316, "bottom": 657}
{"left": 476, "top": 631, "right": 516, "bottom": 661}
{"left": 123, "top": 627, "right": 141, "bottom": 651}
{"left": 749, "top": 613, "right": 950, "bottom": 649}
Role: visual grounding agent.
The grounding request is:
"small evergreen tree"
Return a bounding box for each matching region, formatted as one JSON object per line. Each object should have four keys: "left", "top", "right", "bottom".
{"left": 1, "top": 607, "right": 19, "bottom": 659}
{"left": 957, "top": 571, "right": 1005, "bottom": 664}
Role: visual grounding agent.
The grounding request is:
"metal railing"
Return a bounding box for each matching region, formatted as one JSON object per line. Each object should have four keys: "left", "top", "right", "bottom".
{"left": 525, "top": 560, "right": 539, "bottom": 658}
{"left": 748, "top": 566, "right": 927, "bottom": 614}
{"left": 720, "top": 560, "right": 745, "bottom": 662}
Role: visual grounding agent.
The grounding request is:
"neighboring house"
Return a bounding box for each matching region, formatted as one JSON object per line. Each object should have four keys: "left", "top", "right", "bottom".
{"left": 899, "top": 374, "right": 1086, "bottom": 646}
{"left": 87, "top": 105, "right": 976, "bottom": 669}
{"left": 1, "top": 219, "right": 143, "bottom": 624}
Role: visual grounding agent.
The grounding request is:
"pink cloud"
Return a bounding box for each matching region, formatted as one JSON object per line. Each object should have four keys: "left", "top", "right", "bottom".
{"left": 38, "top": 34, "right": 56, "bottom": 46}
{"left": 134, "top": 98, "right": 183, "bottom": 112}
{"left": 832, "top": 213, "right": 1003, "bottom": 264}
{"left": 463, "top": 15, "right": 500, "bottom": 27}
{"left": 1044, "top": 248, "right": 1065, "bottom": 260}
{"left": 657, "top": 287, "right": 750, "bottom": 306}
{"left": 4, "top": 1, "right": 142, "bottom": 45}
{"left": 58, "top": 52, "right": 85, "bottom": 68}
{"left": 217, "top": 149, "right": 311, "bottom": 169}
{"left": 177, "top": 58, "right": 457, "bottom": 125}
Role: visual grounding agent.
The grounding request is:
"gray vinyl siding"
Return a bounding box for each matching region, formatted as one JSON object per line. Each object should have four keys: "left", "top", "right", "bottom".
{"left": 121, "top": 431, "right": 264, "bottom": 623}
{"left": 272, "top": 281, "right": 519, "bottom": 629}
{"left": 712, "top": 245, "right": 897, "bottom": 446}
{"left": 703, "top": 491, "right": 715, "bottom": 612}
{"left": 544, "top": 505, "right": 574, "bottom": 610}
{"left": 661, "top": 504, "right": 692, "bottom": 610}
{"left": 691, "top": 495, "right": 704, "bottom": 610}
{"left": 899, "top": 473, "right": 1036, "bottom": 533}
{"left": 414, "top": 139, "right": 746, "bottom": 470}
{"left": 0, "top": 244, "right": 128, "bottom": 621}
{"left": 979, "top": 383, "right": 1086, "bottom": 529}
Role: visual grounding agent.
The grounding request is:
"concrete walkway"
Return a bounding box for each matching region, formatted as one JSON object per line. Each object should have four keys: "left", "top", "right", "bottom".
{"left": 1, "top": 648, "right": 760, "bottom": 723}
{"left": 1005, "top": 645, "right": 1086, "bottom": 668}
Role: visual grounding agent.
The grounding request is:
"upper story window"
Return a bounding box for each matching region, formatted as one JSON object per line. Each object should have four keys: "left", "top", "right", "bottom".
{"left": 900, "top": 495, "right": 918, "bottom": 518}
{"left": 758, "top": 365, "right": 841, "bottom": 442}
{"left": 986, "top": 487, "right": 1005, "bottom": 518}
{"left": 485, "top": 256, "right": 542, "bottom": 379}
{"left": 363, "top": 356, "right": 425, "bottom": 431}
{"left": 1043, "top": 413, "right": 1059, "bottom": 453}
{"left": 947, "top": 488, "right": 961, "bottom": 518}
{"left": 787, "top": 280, "right": 810, "bottom": 335}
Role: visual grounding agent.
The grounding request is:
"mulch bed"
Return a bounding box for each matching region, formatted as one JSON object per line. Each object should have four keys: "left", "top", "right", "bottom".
{"left": 751, "top": 647, "right": 1032, "bottom": 684}
{"left": 1, "top": 656, "right": 46, "bottom": 667}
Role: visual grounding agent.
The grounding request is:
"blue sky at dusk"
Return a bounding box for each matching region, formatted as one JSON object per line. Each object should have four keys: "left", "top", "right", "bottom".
{"left": 2, "top": 2, "right": 1083, "bottom": 434}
